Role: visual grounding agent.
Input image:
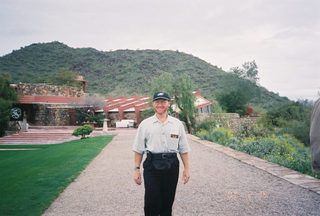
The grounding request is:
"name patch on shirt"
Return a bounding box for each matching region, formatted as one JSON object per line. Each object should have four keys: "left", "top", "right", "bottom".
{"left": 171, "top": 134, "right": 179, "bottom": 139}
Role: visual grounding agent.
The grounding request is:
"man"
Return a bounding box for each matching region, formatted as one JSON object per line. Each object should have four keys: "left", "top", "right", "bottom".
{"left": 133, "top": 92, "right": 190, "bottom": 216}
{"left": 310, "top": 98, "right": 320, "bottom": 174}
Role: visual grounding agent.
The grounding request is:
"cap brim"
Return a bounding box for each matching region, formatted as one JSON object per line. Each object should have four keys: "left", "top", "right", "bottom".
{"left": 152, "top": 97, "right": 170, "bottom": 101}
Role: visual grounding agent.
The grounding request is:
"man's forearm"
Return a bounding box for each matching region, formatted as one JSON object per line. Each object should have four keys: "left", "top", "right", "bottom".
{"left": 134, "top": 152, "right": 143, "bottom": 167}
{"left": 133, "top": 152, "right": 143, "bottom": 185}
{"left": 180, "top": 152, "right": 189, "bottom": 170}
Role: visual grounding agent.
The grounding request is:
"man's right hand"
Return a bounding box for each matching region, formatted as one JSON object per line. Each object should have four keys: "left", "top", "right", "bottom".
{"left": 134, "top": 170, "right": 142, "bottom": 185}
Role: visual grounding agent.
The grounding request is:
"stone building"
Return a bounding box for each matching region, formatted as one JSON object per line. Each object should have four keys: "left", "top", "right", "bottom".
{"left": 11, "top": 77, "right": 88, "bottom": 126}
{"left": 11, "top": 79, "right": 213, "bottom": 128}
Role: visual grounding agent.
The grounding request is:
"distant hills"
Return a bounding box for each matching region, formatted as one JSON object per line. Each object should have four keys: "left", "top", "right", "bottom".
{"left": 0, "top": 41, "right": 290, "bottom": 110}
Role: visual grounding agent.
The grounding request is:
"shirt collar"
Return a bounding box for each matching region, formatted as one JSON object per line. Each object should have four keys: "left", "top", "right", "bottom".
{"left": 152, "top": 114, "right": 173, "bottom": 124}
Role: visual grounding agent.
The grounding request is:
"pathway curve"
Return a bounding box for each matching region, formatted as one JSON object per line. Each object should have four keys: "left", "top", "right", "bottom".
{"left": 43, "top": 133, "right": 320, "bottom": 216}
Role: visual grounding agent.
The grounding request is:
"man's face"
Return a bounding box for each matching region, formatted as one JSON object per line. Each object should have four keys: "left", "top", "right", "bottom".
{"left": 152, "top": 99, "right": 170, "bottom": 115}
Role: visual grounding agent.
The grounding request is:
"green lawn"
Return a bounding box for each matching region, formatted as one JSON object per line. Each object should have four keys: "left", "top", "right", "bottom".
{"left": 0, "top": 135, "right": 114, "bottom": 216}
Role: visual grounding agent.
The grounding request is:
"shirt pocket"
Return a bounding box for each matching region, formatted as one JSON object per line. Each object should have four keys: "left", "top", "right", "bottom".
{"left": 168, "top": 129, "right": 179, "bottom": 151}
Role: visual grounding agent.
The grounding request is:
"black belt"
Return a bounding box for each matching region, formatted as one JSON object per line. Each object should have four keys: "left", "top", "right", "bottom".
{"left": 147, "top": 152, "right": 177, "bottom": 159}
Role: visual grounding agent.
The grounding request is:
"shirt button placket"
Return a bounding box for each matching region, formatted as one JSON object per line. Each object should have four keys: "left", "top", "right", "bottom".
{"left": 161, "top": 125, "right": 166, "bottom": 150}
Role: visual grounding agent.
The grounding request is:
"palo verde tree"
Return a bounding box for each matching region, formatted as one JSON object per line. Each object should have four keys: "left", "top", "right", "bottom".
{"left": 216, "top": 60, "right": 261, "bottom": 111}
{"left": 230, "top": 60, "right": 259, "bottom": 84}
{"left": 150, "top": 71, "right": 175, "bottom": 96}
{"left": 0, "top": 73, "right": 18, "bottom": 136}
{"left": 150, "top": 72, "right": 196, "bottom": 133}
{"left": 173, "top": 74, "right": 196, "bottom": 134}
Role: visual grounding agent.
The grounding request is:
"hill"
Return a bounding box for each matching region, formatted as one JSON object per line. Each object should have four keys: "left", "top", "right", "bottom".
{"left": 0, "top": 41, "right": 290, "bottom": 110}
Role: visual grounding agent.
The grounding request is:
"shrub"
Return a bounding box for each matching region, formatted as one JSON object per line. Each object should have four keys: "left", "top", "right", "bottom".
{"left": 196, "top": 129, "right": 210, "bottom": 140}
{"left": 261, "top": 101, "right": 313, "bottom": 146}
{"left": 196, "top": 125, "right": 316, "bottom": 178}
{"left": 265, "top": 152, "right": 312, "bottom": 176}
{"left": 235, "top": 121, "right": 271, "bottom": 139}
{"left": 72, "top": 125, "right": 93, "bottom": 139}
{"left": 238, "top": 134, "right": 303, "bottom": 158}
{"left": 207, "top": 127, "right": 233, "bottom": 145}
{"left": 275, "top": 120, "right": 310, "bottom": 146}
{"left": 74, "top": 109, "right": 105, "bottom": 126}
{"left": 241, "top": 137, "right": 276, "bottom": 158}
{"left": 0, "top": 73, "right": 18, "bottom": 136}
{"left": 196, "top": 118, "right": 216, "bottom": 132}
{"left": 226, "top": 137, "right": 243, "bottom": 151}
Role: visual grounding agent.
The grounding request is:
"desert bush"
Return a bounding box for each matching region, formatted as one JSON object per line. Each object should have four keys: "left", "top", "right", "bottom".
{"left": 275, "top": 120, "right": 310, "bottom": 146}
{"left": 196, "top": 129, "right": 210, "bottom": 140}
{"left": 226, "top": 137, "right": 243, "bottom": 151}
{"left": 225, "top": 134, "right": 315, "bottom": 177}
{"left": 72, "top": 125, "right": 93, "bottom": 139}
{"left": 207, "top": 127, "right": 233, "bottom": 145}
{"left": 235, "top": 121, "right": 271, "bottom": 139}
{"left": 261, "top": 101, "right": 313, "bottom": 146}
{"left": 196, "top": 118, "right": 216, "bottom": 132}
{"left": 265, "top": 152, "right": 312, "bottom": 176}
{"left": 241, "top": 138, "right": 275, "bottom": 158}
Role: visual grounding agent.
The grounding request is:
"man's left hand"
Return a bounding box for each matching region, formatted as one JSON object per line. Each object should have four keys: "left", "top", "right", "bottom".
{"left": 183, "top": 169, "right": 190, "bottom": 184}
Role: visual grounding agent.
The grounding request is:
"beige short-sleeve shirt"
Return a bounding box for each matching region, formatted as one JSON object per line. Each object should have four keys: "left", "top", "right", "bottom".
{"left": 133, "top": 114, "right": 190, "bottom": 154}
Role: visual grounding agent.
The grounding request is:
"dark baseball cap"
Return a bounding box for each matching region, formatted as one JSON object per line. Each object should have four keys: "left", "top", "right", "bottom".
{"left": 152, "top": 92, "right": 170, "bottom": 101}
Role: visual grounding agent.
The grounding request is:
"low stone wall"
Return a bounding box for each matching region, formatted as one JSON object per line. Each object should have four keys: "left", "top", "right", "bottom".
{"left": 17, "top": 83, "right": 84, "bottom": 97}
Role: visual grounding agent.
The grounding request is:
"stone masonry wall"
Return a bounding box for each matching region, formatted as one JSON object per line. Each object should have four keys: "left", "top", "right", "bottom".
{"left": 33, "top": 104, "right": 71, "bottom": 126}
{"left": 17, "top": 83, "right": 84, "bottom": 97}
{"left": 196, "top": 113, "right": 260, "bottom": 132}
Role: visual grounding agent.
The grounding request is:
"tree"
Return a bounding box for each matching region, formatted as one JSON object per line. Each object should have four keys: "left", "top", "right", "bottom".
{"left": 150, "top": 71, "right": 174, "bottom": 96}
{"left": 216, "top": 91, "right": 249, "bottom": 116}
{"left": 230, "top": 60, "right": 259, "bottom": 84}
{"left": 172, "top": 74, "right": 196, "bottom": 133}
{"left": 261, "top": 101, "right": 313, "bottom": 146}
{"left": 150, "top": 72, "right": 196, "bottom": 133}
{"left": 0, "top": 73, "right": 18, "bottom": 136}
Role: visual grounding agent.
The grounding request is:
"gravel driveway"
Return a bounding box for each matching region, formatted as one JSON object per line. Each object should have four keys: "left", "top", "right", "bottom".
{"left": 43, "top": 133, "right": 320, "bottom": 216}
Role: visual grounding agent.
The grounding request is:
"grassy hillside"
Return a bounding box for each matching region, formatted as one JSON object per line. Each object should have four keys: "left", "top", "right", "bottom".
{"left": 0, "top": 41, "right": 289, "bottom": 110}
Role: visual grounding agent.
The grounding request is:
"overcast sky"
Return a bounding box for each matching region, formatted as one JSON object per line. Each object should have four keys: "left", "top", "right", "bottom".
{"left": 1, "top": 0, "right": 319, "bottom": 101}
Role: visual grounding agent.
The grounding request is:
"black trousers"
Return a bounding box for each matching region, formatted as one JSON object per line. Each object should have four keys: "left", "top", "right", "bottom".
{"left": 143, "top": 156, "right": 179, "bottom": 216}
